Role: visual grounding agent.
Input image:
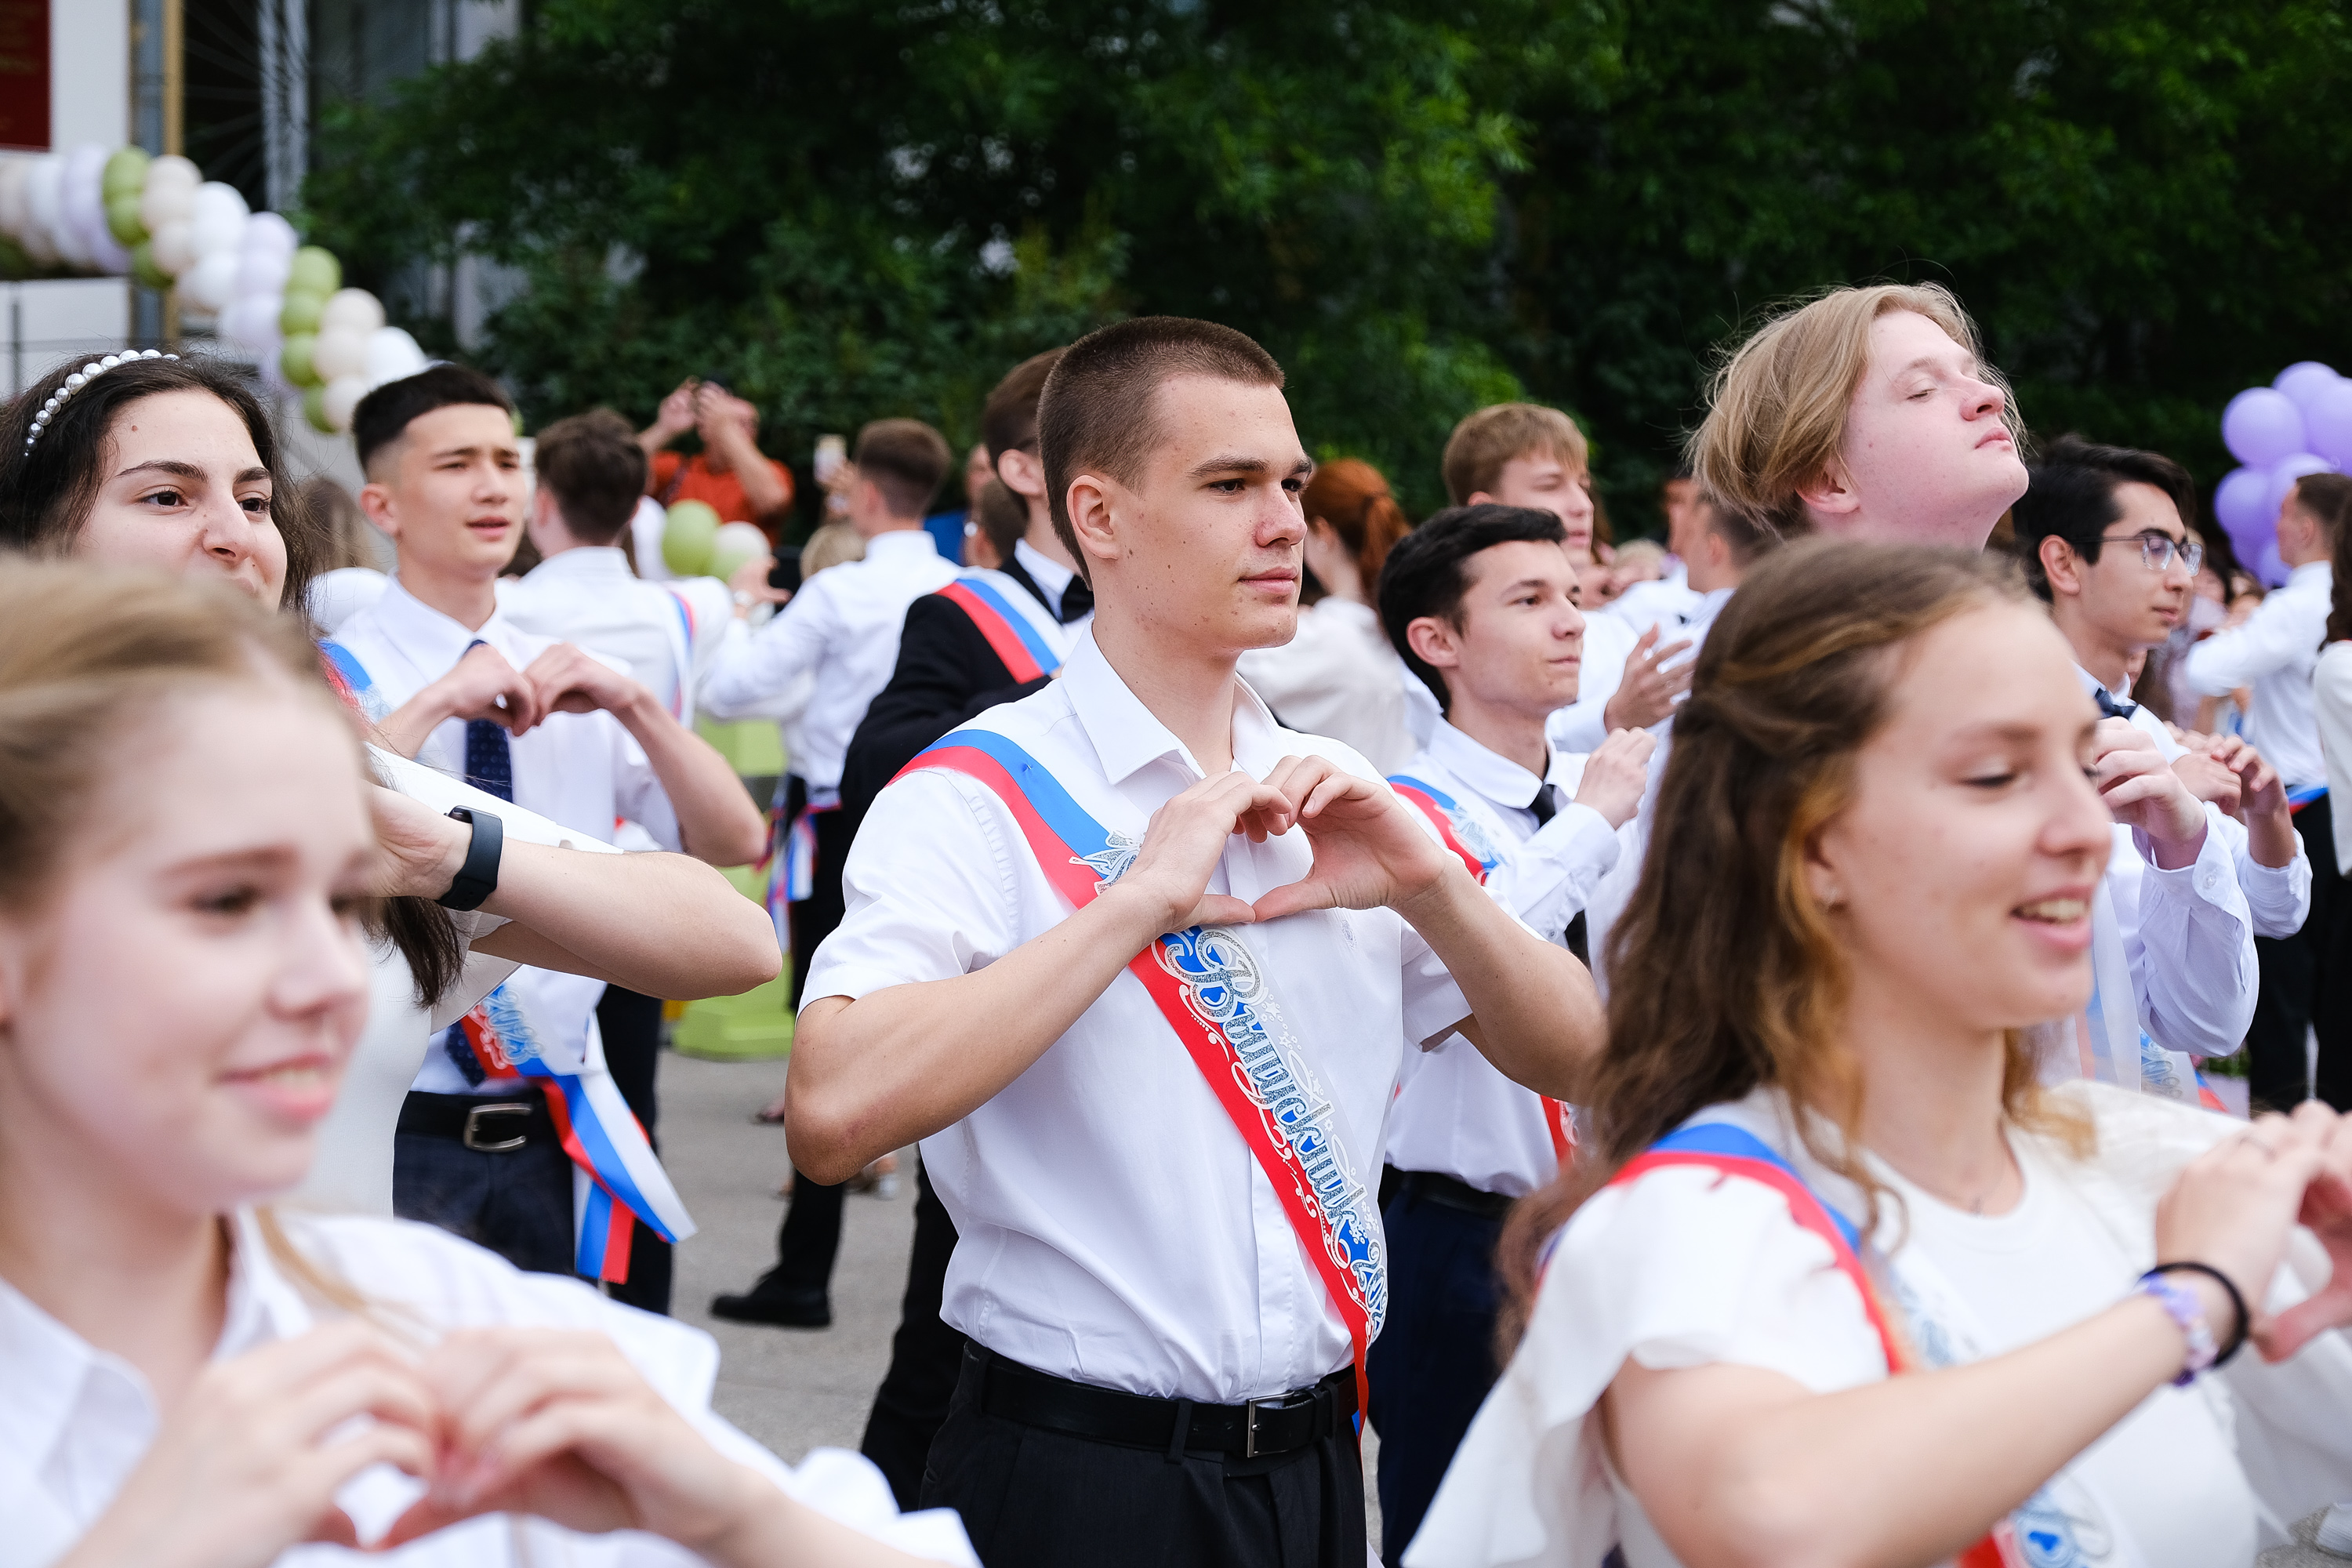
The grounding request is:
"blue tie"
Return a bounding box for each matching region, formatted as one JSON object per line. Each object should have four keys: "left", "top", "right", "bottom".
{"left": 460, "top": 639, "right": 514, "bottom": 803}
{"left": 2094, "top": 687, "right": 2138, "bottom": 722}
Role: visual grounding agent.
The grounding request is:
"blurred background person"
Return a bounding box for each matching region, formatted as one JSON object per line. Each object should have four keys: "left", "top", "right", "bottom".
{"left": 1236, "top": 456, "right": 1417, "bottom": 772}
{"left": 299, "top": 474, "right": 390, "bottom": 634}
{"left": 962, "top": 474, "right": 1028, "bottom": 570}
{"left": 925, "top": 441, "right": 993, "bottom": 561}
{"left": 637, "top": 376, "right": 797, "bottom": 545}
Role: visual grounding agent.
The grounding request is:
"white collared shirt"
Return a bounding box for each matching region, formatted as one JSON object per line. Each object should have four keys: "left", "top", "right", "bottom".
{"left": 0, "top": 1210, "right": 975, "bottom": 1567}
{"left": 499, "top": 546, "right": 732, "bottom": 724}
{"left": 328, "top": 579, "right": 681, "bottom": 852}
{"left": 700, "top": 529, "right": 958, "bottom": 795}
{"left": 1548, "top": 586, "right": 1734, "bottom": 754}
{"left": 1384, "top": 722, "right": 1619, "bottom": 1196}
{"left": 1596, "top": 575, "right": 1704, "bottom": 639}
{"left": 1236, "top": 597, "right": 1417, "bottom": 773}
{"left": 2183, "top": 560, "right": 2334, "bottom": 789}
{"left": 805, "top": 631, "right": 1480, "bottom": 1403}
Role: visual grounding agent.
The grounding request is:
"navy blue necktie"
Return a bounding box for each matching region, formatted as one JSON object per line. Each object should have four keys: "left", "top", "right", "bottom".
{"left": 2094, "top": 688, "right": 2139, "bottom": 722}
{"left": 460, "top": 639, "right": 514, "bottom": 803}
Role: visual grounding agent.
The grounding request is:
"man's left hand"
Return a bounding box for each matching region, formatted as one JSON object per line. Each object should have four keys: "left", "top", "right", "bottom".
{"left": 525, "top": 644, "right": 650, "bottom": 723}
{"left": 1249, "top": 756, "right": 1456, "bottom": 923}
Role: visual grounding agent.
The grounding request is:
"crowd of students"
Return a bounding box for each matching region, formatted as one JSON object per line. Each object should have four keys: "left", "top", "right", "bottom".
{"left": 6, "top": 277, "right": 2352, "bottom": 1568}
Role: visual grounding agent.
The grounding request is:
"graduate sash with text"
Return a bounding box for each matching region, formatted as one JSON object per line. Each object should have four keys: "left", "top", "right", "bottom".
{"left": 897, "top": 727, "right": 1383, "bottom": 1414}
{"left": 1389, "top": 775, "right": 1579, "bottom": 1171}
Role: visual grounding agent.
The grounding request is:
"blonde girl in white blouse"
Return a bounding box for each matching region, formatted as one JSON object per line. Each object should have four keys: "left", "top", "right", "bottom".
{"left": 0, "top": 563, "right": 969, "bottom": 1568}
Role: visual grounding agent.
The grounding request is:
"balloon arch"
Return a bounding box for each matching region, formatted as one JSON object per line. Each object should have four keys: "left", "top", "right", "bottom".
{"left": 0, "top": 143, "right": 430, "bottom": 435}
{"left": 2214, "top": 362, "right": 2352, "bottom": 586}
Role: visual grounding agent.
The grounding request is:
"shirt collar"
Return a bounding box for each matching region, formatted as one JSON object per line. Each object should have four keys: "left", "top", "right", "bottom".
{"left": 376, "top": 575, "right": 507, "bottom": 670}
{"left": 2290, "top": 560, "right": 2335, "bottom": 588}
{"left": 866, "top": 528, "right": 940, "bottom": 563}
{"left": 1014, "top": 538, "right": 1074, "bottom": 604}
{"left": 1426, "top": 719, "right": 1551, "bottom": 811}
{"left": 523, "top": 545, "right": 633, "bottom": 583}
{"left": 2071, "top": 661, "right": 2133, "bottom": 705}
{"left": 1059, "top": 630, "right": 1282, "bottom": 786}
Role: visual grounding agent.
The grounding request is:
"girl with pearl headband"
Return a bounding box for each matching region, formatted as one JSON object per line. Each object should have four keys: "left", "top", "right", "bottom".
{"left": 1406, "top": 542, "right": 2352, "bottom": 1568}
{"left": 0, "top": 562, "right": 972, "bottom": 1567}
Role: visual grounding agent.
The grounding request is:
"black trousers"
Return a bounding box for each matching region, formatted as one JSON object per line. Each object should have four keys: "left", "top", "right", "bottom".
{"left": 597, "top": 983, "right": 672, "bottom": 1315}
{"left": 2249, "top": 797, "right": 2347, "bottom": 1111}
{"left": 1366, "top": 1178, "right": 1506, "bottom": 1565}
{"left": 860, "top": 1160, "right": 967, "bottom": 1508}
{"left": 923, "top": 1345, "right": 1367, "bottom": 1568}
{"left": 393, "top": 1098, "right": 576, "bottom": 1276}
{"left": 748, "top": 783, "right": 858, "bottom": 1302}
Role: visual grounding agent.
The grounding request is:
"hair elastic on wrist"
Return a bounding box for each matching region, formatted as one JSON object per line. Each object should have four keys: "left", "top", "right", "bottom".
{"left": 26, "top": 350, "right": 177, "bottom": 449}
{"left": 2143, "top": 1261, "right": 2250, "bottom": 1369}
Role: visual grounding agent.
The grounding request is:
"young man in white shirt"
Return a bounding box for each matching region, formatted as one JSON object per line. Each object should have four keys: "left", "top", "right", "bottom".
{"left": 1366, "top": 503, "right": 1653, "bottom": 1563}
{"left": 700, "top": 416, "right": 958, "bottom": 1330}
{"left": 330, "top": 365, "right": 767, "bottom": 1282}
{"left": 783, "top": 318, "right": 1601, "bottom": 1568}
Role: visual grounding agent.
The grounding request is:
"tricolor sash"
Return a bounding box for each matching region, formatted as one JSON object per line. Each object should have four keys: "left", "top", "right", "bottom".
{"left": 2291, "top": 783, "right": 2328, "bottom": 815}
{"left": 1389, "top": 774, "right": 1577, "bottom": 1171}
{"left": 660, "top": 586, "right": 699, "bottom": 725}
{"left": 935, "top": 572, "right": 1068, "bottom": 682}
{"left": 1611, "top": 1123, "right": 2024, "bottom": 1568}
{"left": 895, "top": 728, "right": 1382, "bottom": 1417}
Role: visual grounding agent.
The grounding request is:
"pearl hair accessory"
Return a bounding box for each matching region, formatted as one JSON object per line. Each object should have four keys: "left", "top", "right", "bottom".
{"left": 25, "top": 349, "right": 177, "bottom": 449}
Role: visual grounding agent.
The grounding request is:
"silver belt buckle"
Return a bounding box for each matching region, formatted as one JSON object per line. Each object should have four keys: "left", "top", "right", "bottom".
{"left": 462, "top": 1101, "right": 533, "bottom": 1152}
{"left": 1242, "top": 1389, "right": 1308, "bottom": 1458}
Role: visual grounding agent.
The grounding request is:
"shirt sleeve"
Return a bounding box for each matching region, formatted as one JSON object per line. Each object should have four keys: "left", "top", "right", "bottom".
{"left": 2205, "top": 807, "right": 2315, "bottom": 939}
{"left": 1479, "top": 800, "right": 1621, "bottom": 942}
{"left": 2183, "top": 593, "right": 2313, "bottom": 694}
{"left": 2123, "top": 824, "right": 2259, "bottom": 1057}
{"left": 700, "top": 578, "right": 833, "bottom": 718}
{"left": 607, "top": 715, "right": 684, "bottom": 853}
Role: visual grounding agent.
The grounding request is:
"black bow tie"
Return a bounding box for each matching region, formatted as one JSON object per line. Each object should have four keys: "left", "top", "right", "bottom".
{"left": 1059, "top": 577, "right": 1094, "bottom": 624}
{"left": 1528, "top": 782, "right": 1559, "bottom": 825}
{"left": 2094, "top": 688, "right": 2138, "bottom": 721}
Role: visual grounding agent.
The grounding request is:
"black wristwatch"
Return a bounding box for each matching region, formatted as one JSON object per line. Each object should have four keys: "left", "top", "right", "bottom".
{"left": 437, "top": 805, "right": 505, "bottom": 911}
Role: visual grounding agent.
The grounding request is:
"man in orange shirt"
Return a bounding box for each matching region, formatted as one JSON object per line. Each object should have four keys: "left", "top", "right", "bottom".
{"left": 637, "top": 377, "right": 797, "bottom": 543}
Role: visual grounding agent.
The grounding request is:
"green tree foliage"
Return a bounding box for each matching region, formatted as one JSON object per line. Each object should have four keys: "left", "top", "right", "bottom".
{"left": 307, "top": 0, "right": 2352, "bottom": 536}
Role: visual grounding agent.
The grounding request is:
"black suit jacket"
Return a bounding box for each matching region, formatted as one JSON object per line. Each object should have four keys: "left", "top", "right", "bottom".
{"left": 839, "top": 560, "right": 1060, "bottom": 826}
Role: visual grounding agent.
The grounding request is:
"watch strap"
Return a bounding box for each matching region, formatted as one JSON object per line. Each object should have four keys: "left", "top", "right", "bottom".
{"left": 436, "top": 805, "right": 505, "bottom": 912}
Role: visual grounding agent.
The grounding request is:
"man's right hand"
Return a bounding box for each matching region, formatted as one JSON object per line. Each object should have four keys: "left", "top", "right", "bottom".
{"left": 1602, "top": 625, "right": 1695, "bottom": 731}
{"left": 379, "top": 642, "right": 540, "bottom": 757}
{"left": 1112, "top": 770, "right": 1297, "bottom": 935}
{"left": 650, "top": 378, "right": 697, "bottom": 443}
{"left": 1573, "top": 728, "right": 1659, "bottom": 829}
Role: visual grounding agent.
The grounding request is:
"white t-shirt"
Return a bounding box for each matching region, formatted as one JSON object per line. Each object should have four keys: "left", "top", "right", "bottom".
{"left": 1408, "top": 1083, "right": 2352, "bottom": 1568}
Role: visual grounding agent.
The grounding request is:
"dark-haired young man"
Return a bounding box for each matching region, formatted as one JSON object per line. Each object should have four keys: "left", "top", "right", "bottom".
{"left": 330, "top": 366, "right": 767, "bottom": 1281}
{"left": 784, "top": 318, "right": 1601, "bottom": 1568}
{"left": 2014, "top": 437, "right": 2310, "bottom": 1104}
{"left": 2012, "top": 437, "right": 2290, "bottom": 1098}
{"left": 702, "top": 416, "right": 959, "bottom": 1330}
{"left": 1367, "top": 504, "right": 1652, "bottom": 1563}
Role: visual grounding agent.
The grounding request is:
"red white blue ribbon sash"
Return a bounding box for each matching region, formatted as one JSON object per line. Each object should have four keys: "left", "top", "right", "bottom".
{"left": 1389, "top": 774, "right": 1577, "bottom": 1172}
{"left": 895, "top": 728, "right": 1382, "bottom": 1414}
{"left": 935, "top": 575, "right": 1065, "bottom": 683}
{"left": 1611, "top": 1124, "right": 2020, "bottom": 1567}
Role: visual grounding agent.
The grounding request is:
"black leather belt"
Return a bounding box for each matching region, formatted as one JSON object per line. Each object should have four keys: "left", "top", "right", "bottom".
{"left": 1395, "top": 1168, "right": 1515, "bottom": 1220}
{"left": 969, "top": 1345, "right": 1356, "bottom": 1460}
{"left": 396, "top": 1088, "right": 551, "bottom": 1153}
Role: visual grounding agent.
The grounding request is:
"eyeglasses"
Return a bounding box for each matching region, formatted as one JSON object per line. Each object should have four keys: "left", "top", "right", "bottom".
{"left": 2096, "top": 533, "right": 2203, "bottom": 573}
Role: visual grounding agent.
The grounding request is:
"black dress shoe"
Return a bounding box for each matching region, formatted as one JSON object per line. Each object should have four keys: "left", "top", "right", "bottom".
{"left": 710, "top": 1287, "right": 831, "bottom": 1328}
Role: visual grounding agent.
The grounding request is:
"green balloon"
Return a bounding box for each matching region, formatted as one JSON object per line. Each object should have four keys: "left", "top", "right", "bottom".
{"left": 102, "top": 147, "right": 151, "bottom": 201}
{"left": 278, "top": 290, "right": 325, "bottom": 336}
{"left": 662, "top": 500, "right": 720, "bottom": 576}
{"left": 304, "top": 384, "right": 336, "bottom": 434}
{"left": 280, "top": 332, "right": 320, "bottom": 388}
{"left": 130, "top": 241, "right": 171, "bottom": 290}
{"left": 105, "top": 191, "right": 146, "bottom": 246}
{"left": 287, "top": 246, "right": 341, "bottom": 296}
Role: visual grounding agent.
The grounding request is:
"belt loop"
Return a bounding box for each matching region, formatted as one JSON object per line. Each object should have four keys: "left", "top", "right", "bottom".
{"left": 1164, "top": 1397, "right": 1193, "bottom": 1465}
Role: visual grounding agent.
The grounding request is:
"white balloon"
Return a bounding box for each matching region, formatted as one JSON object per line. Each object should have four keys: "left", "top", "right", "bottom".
{"left": 320, "top": 288, "right": 386, "bottom": 335}
{"left": 312, "top": 325, "right": 368, "bottom": 382}
{"left": 61, "top": 145, "right": 122, "bottom": 273}
{"left": 188, "top": 182, "right": 249, "bottom": 260}
{"left": 137, "top": 159, "right": 197, "bottom": 234}
{"left": 143, "top": 154, "right": 199, "bottom": 194}
{"left": 362, "top": 325, "right": 429, "bottom": 388}
{"left": 27, "top": 156, "right": 87, "bottom": 267}
{"left": 321, "top": 374, "right": 368, "bottom": 431}
{"left": 0, "top": 160, "right": 34, "bottom": 253}
{"left": 177, "top": 249, "right": 241, "bottom": 312}
{"left": 235, "top": 245, "right": 291, "bottom": 299}
{"left": 239, "top": 209, "right": 298, "bottom": 260}
{"left": 148, "top": 220, "right": 197, "bottom": 276}
{"left": 220, "top": 296, "right": 282, "bottom": 354}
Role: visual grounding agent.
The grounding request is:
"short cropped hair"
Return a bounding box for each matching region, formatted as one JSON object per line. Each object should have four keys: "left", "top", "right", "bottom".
{"left": 1038, "top": 317, "right": 1286, "bottom": 579}
{"left": 982, "top": 348, "right": 1065, "bottom": 466}
{"left": 353, "top": 364, "right": 513, "bottom": 476}
{"left": 2011, "top": 435, "right": 2198, "bottom": 601}
{"left": 533, "top": 409, "right": 647, "bottom": 546}
{"left": 1375, "top": 503, "right": 1567, "bottom": 712}
{"left": 1441, "top": 404, "right": 1590, "bottom": 507}
{"left": 973, "top": 475, "right": 1027, "bottom": 564}
{"left": 1698, "top": 491, "right": 1777, "bottom": 568}
{"left": 855, "top": 418, "right": 953, "bottom": 520}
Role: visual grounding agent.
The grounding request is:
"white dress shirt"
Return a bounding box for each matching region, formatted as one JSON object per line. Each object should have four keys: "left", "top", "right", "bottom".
{"left": 0, "top": 1209, "right": 976, "bottom": 1568}
{"left": 2183, "top": 560, "right": 2334, "bottom": 789}
{"left": 1384, "top": 722, "right": 1618, "bottom": 1196}
{"left": 499, "top": 546, "right": 733, "bottom": 724}
{"left": 1236, "top": 597, "right": 1418, "bottom": 773}
{"left": 2318, "top": 642, "right": 2352, "bottom": 876}
{"left": 700, "top": 529, "right": 958, "bottom": 798}
{"left": 306, "top": 565, "right": 390, "bottom": 635}
{"left": 805, "top": 632, "right": 1482, "bottom": 1403}
{"left": 1595, "top": 576, "right": 1703, "bottom": 639}
{"left": 1547, "top": 586, "right": 1733, "bottom": 755}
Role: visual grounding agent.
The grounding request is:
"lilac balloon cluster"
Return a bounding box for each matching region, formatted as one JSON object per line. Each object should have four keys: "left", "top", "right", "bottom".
{"left": 2216, "top": 361, "right": 2352, "bottom": 586}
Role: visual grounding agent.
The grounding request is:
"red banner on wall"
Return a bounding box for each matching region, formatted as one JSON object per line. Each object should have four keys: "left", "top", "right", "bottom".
{"left": 0, "top": 0, "right": 47, "bottom": 153}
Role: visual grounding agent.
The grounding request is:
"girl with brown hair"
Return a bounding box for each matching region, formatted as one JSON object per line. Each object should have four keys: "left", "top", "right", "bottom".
{"left": 1407, "top": 541, "right": 2352, "bottom": 1568}
{"left": 1237, "top": 456, "right": 1419, "bottom": 769}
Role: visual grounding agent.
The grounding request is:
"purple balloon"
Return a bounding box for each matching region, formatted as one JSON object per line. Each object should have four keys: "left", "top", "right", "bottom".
{"left": 2259, "top": 541, "right": 2290, "bottom": 588}
{"left": 2225, "top": 387, "right": 2309, "bottom": 468}
{"left": 2276, "top": 361, "right": 2343, "bottom": 414}
{"left": 2306, "top": 379, "right": 2352, "bottom": 468}
{"left": 2267, "top": 453, "right": 2336, "bottom": 525}
{"left": 2213, "top": 467, "right": 2270, "bottom": 535}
